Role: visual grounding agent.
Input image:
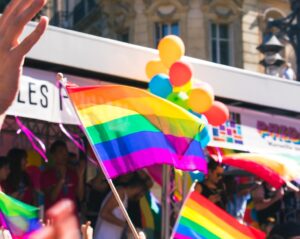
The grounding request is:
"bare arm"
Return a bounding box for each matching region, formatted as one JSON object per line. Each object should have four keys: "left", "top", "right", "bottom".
{"left": 100, "top": 189, "right": 127, "bottom": 228}
{"left": 253, "top": 188, "right": 284, "bottom": 211}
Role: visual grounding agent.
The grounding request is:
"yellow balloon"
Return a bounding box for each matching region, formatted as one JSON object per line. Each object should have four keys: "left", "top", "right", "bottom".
{"left": 188, "top": 86, "right": 214, "bottom": 113}
{"left": 173, "top": 80, "right": 192, "bottom": 93}
{"left": 158, "top": 35, "right": 185, "bottom": 68}
{"left": 145, "top": 59, "right": 169, "bottom": 79}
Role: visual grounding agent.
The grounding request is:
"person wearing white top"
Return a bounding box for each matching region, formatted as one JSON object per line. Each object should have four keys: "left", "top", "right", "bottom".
{"left": 94, "top": 182, "right": 146, "bottom": 239}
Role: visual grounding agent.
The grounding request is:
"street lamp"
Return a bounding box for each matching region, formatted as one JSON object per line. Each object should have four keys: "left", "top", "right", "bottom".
{"left": 262, "top": 0, "right": 300, "bottom": 81}
{"left": 257, "top": 34, "right": 285, "bottom": 76}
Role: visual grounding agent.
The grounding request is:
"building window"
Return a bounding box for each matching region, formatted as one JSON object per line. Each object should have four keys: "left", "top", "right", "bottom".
{"left": 210, "top": 23, "right": 232, "bottom": 65}
{"left": 155, "top": 22, "right": 179, "bottom": 47}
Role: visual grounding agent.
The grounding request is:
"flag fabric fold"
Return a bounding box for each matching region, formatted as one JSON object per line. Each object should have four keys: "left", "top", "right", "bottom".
{"left": 172, "top": 190, "right": 266, "bottom": 239}
{"left": 0, "top": 192, "right": 41, "bottom": 239}
{"left": 66, "top": 84, "right": 210, "bottom": 178}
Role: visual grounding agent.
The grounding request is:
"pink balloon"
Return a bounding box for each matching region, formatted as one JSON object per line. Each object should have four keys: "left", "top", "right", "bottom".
{"left": 204, "top": 101, "right": 229, "bottom": 126}
{"left": 169, "top": 61, "right": 192, "bottom": 87}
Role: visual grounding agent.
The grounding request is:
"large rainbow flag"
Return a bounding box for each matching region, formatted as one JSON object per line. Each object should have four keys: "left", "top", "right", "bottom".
{"left": 66, "top": 84, "right": 210, "bottom": 178}
{"left": 172, "top": 190, "right": 266, "bottom": 239}
{"left": 0, "top": 192, "right": 41, "bottom": 239}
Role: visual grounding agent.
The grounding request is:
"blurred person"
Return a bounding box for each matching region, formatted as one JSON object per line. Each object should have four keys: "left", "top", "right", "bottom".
{"left": 194, "top": 159, "right": 227, "bottom": 209}
{"left": 0, "top": 0, "right": 92, "bottom": 238}
{"left": 94, "top": 181, "right": 147, "bottom": 239}
{"left": 224, "top": 175, "right": 253, "bottom": 222}
{"left": 4, "top": 148, "right": 34, "bottom": 204}
{"left": 252, "top": 182, "right": 283, "bottom": 230}
{"left": 85, "top": 170, "right": 110, "bottom": 227}
{"left": 115, "top": 170, "right": 153, "bottom": 232}
{"left": 0, "top": 156, "right": 10, "bottom": 190}
{"left": 268, "top": 222, "right": 300, "bottom": 239}
{"left": 41, "top": 140, "right": 85, "bottom": 210}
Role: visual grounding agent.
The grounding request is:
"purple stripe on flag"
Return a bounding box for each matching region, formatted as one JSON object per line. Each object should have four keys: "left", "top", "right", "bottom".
{"left": 174, "top": 233, "right": 194, "bottom": 239}
{"left": 101, "top": 148, "right": 207, "bottom": 178}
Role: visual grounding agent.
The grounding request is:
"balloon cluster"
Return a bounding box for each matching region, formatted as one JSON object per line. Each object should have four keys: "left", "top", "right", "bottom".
{"left": 146, "top": 35, "right": 229, "bottom": 126}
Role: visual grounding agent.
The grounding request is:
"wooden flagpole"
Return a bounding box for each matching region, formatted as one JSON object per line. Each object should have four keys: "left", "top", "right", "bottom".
{"left": 57, "top": 73, "right": 140, "bottom": 239}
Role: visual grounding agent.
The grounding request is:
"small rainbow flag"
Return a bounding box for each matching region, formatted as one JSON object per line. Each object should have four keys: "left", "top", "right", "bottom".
{"left": 140, "top": 191, "right": 161, "bottom": 239}
{"left": 0, "top": 192, "right": 41, "bottom": 239}
{"left": 66, "top": 84, "right": 209, "bottom": 178}
{"left": 172, "top": 190, "right": 266, "bottom": 239}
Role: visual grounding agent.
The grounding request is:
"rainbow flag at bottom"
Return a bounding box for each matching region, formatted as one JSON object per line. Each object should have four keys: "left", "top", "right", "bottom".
{"left": 172, "top": 190, "right": 265, "bottom": 239}
{"left": 0, "top": 192, "right": 41, "bottom": 239}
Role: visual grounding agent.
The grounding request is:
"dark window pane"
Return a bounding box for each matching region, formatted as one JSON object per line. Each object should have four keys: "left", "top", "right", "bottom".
{"left": 171, "top": 22, "right": 179, "bottom": 36}
{"left": 220, "top": 41, "right": 229, "bottom": 65}
{"left": 155, "top": 23, "right": 161, "bottom": 47}
{"left": 219, "top": 24, "right": 228, "bottom": 38}
{"left": 162, "top": 24, "right": 169, "bottom": 37}
{"left": 212, "top": 39, "right": 217, "bottom": 63}
{"left": 211, "top": 23, "right": 216, "bottom": 38}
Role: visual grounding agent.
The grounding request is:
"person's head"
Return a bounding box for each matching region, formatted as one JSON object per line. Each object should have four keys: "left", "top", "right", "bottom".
{"left": 7, "top": 148, "right": 27, "bottom": 172}
{"left": 0, "top": 156, "right": 10, "bottom": 182}
{"left": 207, "top": 159, "right": 224, "bottom": 185}
{"left": 125, "top": 181, "right": 147, "bottom": 201}
{"left": 49, "top": 140, "right": 68, "bottom": 166}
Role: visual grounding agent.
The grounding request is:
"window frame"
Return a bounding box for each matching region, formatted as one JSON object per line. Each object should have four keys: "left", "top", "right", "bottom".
{"left": 154, "top": 21, "right": 180, "bottom": 47}
{"left": 209, "top": 22, "right": 234, "bottom": 66}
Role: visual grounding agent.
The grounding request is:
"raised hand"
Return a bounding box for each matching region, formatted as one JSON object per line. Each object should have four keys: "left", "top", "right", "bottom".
{"left": 0, "top": 0, "right": 48, "bottom": 115}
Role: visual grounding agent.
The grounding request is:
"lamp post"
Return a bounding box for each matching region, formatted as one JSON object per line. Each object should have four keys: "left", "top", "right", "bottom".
{"left": 257, "top": 34, "right": 285, "bottom": 77}
{"left": 262, "top": 0, "right": 300, "bottom": 81}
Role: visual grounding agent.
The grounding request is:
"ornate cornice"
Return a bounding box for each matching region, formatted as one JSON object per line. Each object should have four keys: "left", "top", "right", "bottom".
{"left": 202, "top": 0, "right": 243, "bottom": 24}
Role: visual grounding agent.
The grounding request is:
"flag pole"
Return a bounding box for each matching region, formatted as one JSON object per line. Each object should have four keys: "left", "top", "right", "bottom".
{"left": 57, "top": 73, "right": 140, "bottom": 239}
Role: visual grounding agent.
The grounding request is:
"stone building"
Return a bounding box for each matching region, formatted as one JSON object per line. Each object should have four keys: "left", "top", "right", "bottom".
{"left": 1, "top": 0, "right": 294, "bottom": 75}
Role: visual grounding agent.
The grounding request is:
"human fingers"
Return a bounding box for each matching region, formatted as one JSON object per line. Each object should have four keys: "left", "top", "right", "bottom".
{"left": 0, "top": 0, "right": 22, "bottom": 28}
{"left": 28, "top": 226, "right": 55, "bottom": 239}
{"left": 4, "top": 0, "right": 47, "bottom": 49}
{"left": 46, "top": 199, "right": 75, "bottom": 222}
{"left": 13, "top": 16, "right": 48, "bottom": 58}
{"left": 55, "top": 216, "right": 80, "bottom": 239}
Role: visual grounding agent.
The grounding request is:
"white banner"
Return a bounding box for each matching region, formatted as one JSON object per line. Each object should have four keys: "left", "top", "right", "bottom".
{"left": 7, "top": 68, "right": 300, "bottom": 156}
{"left": 6, "top": 67, "right": 102, "bottom": 125}
{"left": 209, "top": 105, "right": 300, "bottom": 156}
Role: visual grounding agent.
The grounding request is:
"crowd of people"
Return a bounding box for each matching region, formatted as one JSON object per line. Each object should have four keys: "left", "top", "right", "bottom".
{"left": 0, "top": 141, "right": 153, "bottom": 239}
{"left": 1, "top": 0, "right": 300, "bottom": 238}
{"left": 195, "top": 159, "right": 300, "bottom": 238}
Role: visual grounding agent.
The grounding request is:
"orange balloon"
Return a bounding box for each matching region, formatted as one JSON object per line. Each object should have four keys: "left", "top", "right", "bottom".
{"left": 169, "top": 61, "right": 192, "bottom": 87}
{"left": 158, "top": 35, "right": 185, "bottom": 68}
{"left": 145, "top": 59, "right": 169, "bottom": 79}
{"left": 187, "top": 84, "right": 214, "bottom": 113}
{"left": 204, "top": 101, "right": 229, "bottom": 126}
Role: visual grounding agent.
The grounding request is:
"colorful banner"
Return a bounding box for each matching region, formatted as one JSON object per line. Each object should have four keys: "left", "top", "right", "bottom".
{"left": 209, "top": 105, "right": 300, "bottom": 156}
{"left": 7, "top": 68, "right": 300, "bottom": 157}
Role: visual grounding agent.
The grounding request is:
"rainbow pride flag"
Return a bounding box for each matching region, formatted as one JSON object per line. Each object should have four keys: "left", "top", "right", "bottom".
{"left": 172, "top": 191, "right": 266, "bottom": 239}
{"left": 66, "top": 84, "right": 209, "bottom": 178}
{"left": 0, "top": 192, "right": 41, "bottom": 239}
{"left": 140, "top": 191, "right": 161, "bottom": 239}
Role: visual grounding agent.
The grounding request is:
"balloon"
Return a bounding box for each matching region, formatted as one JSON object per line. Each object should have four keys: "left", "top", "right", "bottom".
{"left": 158, "top": 35, "right": 185, "bottom": 68}
{"left": 145, "top": 59, "right": 168, "bottom": 79}
{"left": 167, "top": 92, "right": 189, "bottom": 109}
{"left": 149, "top": 74, "right": 172, "bottom": 98}
{"left": 169, "top": 61, "right": 192, "bottom": 87}
{"left": 187, "top": 84, "right": 214, "bottom": 113}
{"left": 173, "top": 80, "right": 192, "bottom": 93}
{"left": 203, "top": 101, "right": 229, "bottom": 126}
